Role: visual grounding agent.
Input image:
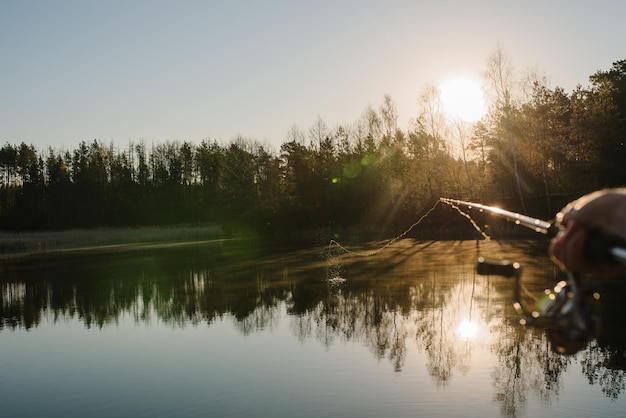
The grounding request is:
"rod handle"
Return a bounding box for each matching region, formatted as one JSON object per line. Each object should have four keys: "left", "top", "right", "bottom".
{"left": 585, "top": 230, "right": 626, "bottom": 264}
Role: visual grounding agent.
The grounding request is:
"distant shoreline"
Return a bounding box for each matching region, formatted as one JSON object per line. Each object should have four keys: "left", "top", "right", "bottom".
{"left": 0, "top": 225, "right": 230, "bottom": 260}
{"left": 0, "top": 223, "right": 546, "bottom": 262}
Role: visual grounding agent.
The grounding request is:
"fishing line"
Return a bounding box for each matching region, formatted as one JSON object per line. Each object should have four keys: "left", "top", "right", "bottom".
{"left": 328, "top": 199, "right": 442, "bottom": 256}
{"left": 439, "top": 200, "right": 491, "bottom": 241}
{"left": 328, "top": 196, "right": 538, "bottom": 304}
{"left": 441, "top": 200, "right": 543, "bottom": 303}
{"left": 439, "top": 200, "right": 542, "bottom": 301}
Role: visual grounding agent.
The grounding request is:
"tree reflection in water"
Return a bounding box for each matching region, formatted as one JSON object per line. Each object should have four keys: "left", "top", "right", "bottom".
{"left": 1, "top": 239, "right": 626, "bottom": 416}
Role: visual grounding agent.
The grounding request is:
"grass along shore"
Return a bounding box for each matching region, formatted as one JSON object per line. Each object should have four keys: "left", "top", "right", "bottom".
{"left": 0, "top": 224, "right": 229, "bottom": 258}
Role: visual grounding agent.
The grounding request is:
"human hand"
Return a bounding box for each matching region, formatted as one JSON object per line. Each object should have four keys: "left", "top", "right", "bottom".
{"left": 549, "top": 189, "right": 626, "bottom": 276}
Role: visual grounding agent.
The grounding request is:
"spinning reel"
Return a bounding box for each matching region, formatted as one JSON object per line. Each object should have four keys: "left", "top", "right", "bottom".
{"left": 477, "top": 257, "right": 600, "bottom": 355}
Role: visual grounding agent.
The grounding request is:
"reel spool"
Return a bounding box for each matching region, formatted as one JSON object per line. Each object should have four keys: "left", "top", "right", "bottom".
{"left": 477, "top": 257, "right": 600, "bottom": 355}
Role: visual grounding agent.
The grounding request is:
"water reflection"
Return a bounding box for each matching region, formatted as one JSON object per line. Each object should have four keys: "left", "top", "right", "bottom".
{"left": 2, "top": 239, "right": 626, "bottom": 416}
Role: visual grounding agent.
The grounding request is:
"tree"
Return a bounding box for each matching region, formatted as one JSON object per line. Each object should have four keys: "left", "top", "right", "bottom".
{"left": 251, "top": 144, "right": 282, "bottom": 226}
{"left": 413, "top": 83, "right": 449, "bottom": 199}
{"left": 0, "top": 143, "right": 18, "bottom": 186}
{"left": 449, "top": 117, "right": 476, "bottom": 199}
{"left": 379, "top": 94, "right": 399, "bottom": 146}
{"left": 16, "top": 143, "right": 42, "bottom": 186}
{"left": 520, "top": 82, "right": 571, "bottom": 213}
{"left": 109, "top": 147, "right": 136, "bottom": 225}
{"left": 359, "top": 105, "right": 383, "bottom": 153}
{"left": 44, "top": 148, "right": 71, "bottom": 228}
{"left": 569, "top": 83, "right": 620, "bottom": 189}
{"left": 221, "top": 139, "right": 257, "bottom": 217}
{"left": 279, "top": 139, "right": 322, "bottom": 229}
{"left": 135, "top": 141, "right": 150, "bottom": 188}
{"left": 308, "top": 115, "right": 329, "bottom": 151}
{"left": 195, "top": 140, "right": 223, "bottom": 220}
{"left": 585, "top": 59, "right": 626, "bottom": 186}
{"left": 284, "top": 123, "right": 306, "bottom": 146}
{"left": 483, "top": 46, "right": 526, "bottom": 211}
{"left": 180, "top": 141, "right": 194, "bottom": 186}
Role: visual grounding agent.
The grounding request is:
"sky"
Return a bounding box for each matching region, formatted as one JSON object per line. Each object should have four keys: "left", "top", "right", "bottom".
{"left": 1, "top": 1, "right": 625, "bottom": 152}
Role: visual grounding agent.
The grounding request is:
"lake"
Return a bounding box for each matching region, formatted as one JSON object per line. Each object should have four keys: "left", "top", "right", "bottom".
{"left": 1, "top": 238, "right": 625, "bottom": 417}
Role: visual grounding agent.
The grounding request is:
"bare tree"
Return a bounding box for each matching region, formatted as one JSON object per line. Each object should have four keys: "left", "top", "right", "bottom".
{"left": 308, "top": 115, "right": 329, "bottom": 151}
{"left": 360, "top": 104, "right": 383, "bottom": 151}
{"left": 483, "top": 46, "right": 526, "bottom": 211}
{"left": 415, "top": 83, "right": 447, "bottom": 156}
{"left": 285, "top": 123, "right": 306, "bottom": 146}
{"left": 379, "top": 94, "right": 399, "bottom": 143}
{"left": 413, "top": 83, "right": 449, "bottom": 199}
{"left": 449, "top": 117, "right": 474, "bottom": 199}
{"left": 484, "top": 45, "right": 517, "bottom": 112}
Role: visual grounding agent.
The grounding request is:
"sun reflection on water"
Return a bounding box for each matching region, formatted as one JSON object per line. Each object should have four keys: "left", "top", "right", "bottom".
{"left": 456, "top": 318, "right": 480, "bottom": 341}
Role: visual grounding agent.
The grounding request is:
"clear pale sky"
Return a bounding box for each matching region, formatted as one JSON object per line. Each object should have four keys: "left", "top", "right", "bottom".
{"left": 1, "top": 1, "right": 625, "bottom": 152}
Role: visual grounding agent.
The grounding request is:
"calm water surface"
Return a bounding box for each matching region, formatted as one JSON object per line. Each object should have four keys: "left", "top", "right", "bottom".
{"left": 1, "top": 239, "right": 626, "bottom": 418}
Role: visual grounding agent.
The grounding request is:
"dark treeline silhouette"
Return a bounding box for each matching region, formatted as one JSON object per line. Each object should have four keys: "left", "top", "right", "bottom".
{"left": 1, "top": 57, "right": 625, "bottom": 236}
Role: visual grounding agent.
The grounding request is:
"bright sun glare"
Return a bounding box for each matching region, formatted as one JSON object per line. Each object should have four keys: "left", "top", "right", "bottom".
{"left": 439, "top": 77, "right": 486, "bottom": 123}
{"left": 456, "top": 318, "right": 480, "bottom": 341}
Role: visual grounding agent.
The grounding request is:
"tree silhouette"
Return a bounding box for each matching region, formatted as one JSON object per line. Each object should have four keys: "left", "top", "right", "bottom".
{"left": 0, "top": 56, "right": 625, "bottom": 234}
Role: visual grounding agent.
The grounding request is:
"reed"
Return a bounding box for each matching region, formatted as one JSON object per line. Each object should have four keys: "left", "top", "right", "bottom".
{"left": 0, "top": 224, "right": 224, "bottom": 256}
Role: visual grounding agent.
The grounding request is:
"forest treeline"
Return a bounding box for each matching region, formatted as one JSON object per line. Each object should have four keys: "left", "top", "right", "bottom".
{"left": 0, "top": 57, "right": 625, "bottom": 239}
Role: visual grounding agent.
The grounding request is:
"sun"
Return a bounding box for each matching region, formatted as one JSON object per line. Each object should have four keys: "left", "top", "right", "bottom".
{"left": 439, "top": 77, "right": 486, "bottom": 123}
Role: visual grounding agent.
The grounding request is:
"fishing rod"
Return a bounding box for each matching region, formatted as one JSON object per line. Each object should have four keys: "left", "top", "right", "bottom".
{"left": 439, "top": 197, "right": 626, "bottom": 354}
{"left": 440, "top": 198, "right": 559, "bottom": 236}
{"left": 439, "top": 197, "right": 626, "bottom": 264}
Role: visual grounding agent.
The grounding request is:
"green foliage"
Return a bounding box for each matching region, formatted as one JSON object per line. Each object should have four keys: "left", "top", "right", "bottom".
{"left": 0, "top": 58, "right": 625, "bottom": 236}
